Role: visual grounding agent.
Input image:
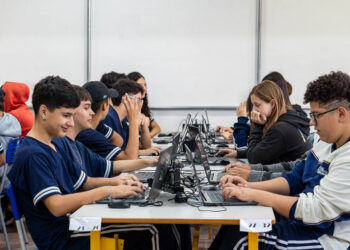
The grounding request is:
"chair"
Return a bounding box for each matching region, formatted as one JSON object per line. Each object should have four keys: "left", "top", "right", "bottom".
{"left": 0, "top": 137, "right": 28, "bottom": 250}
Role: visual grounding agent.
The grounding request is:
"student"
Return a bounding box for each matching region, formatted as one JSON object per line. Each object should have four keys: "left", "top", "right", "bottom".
{"left": 232, "top": 101, "right": 249, "bottom": 147}
{"left": 53, "top": 85, "right": 158, "bottom": 177}
{"left": 0, "top": 87, "right": 21, "bottom": 186}
{"left": 8, "top": 76, "right": 182, "bottom": 250}
{"left": 110, "top": 79, "right": 152, "bottom": 149}
{"left": 2, "top": 82, "right": 34, "bottom": 137}
{"left": 216, "top": 80, "right": 312, "bottom": 164}
{"left": 76, "top": 81, "right": 159, "bottom": 160}
{"left": 128, "top": 71, "right": 161, "bottom": 137}
{"left": 211, "top": 71, "right": 350, "bottom": 250}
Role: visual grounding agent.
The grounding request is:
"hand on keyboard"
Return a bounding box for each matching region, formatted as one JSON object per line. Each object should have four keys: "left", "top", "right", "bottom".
{"left": 110, "top": 185, "right": 145, "bottom": 199}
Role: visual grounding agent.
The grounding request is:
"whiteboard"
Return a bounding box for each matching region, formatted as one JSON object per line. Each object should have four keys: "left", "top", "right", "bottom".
{"left": 91, "top": 0, "right": 257, "bottom": 108}
{"left": 0, "top": 0, "right": 86, "bottom": 96}
{"left": 261, "top": 0, "right": 350, "bottom": 107}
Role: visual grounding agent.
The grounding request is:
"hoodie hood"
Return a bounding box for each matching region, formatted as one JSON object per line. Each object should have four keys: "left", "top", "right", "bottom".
{"left": 2, "top": 81, "right": 30, "bottom": 111}
{"left": 278, "top": 109, "right": 310, "bottom": 135}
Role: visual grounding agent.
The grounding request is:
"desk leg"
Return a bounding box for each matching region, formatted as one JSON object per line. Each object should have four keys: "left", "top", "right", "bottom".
{"left": 248, "top": 232, "right": 258, "bottom": 250}
{"left": 91, "top": 230, "right": 101, "bottom": 250}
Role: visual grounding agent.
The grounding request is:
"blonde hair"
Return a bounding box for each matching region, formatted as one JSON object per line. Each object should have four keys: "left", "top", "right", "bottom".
{"left": 247, "top": 80, "right": 287, "bottom": 134}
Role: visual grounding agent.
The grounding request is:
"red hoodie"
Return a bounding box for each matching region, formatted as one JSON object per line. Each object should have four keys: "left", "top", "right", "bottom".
{"left": 3, "top": 82, "right": 34, "bottom": 137}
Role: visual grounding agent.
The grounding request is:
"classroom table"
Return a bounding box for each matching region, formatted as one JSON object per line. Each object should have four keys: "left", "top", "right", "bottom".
{"left": 70, "top": 192, "right": 275, "bottom": 250}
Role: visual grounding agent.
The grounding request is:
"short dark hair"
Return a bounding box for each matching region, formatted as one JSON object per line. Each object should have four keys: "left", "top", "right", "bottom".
{"left": 127, "top": 72, "right": 144, "bottom": 82}
{"left": 100, "top": 71, "right": 127, "bottom": 88}
{"left": 112, "top": 79, "right": 144, "bottom": 106}
{"left": 304, "top": 71, "right": 350, "bottom": 108}
{"left": 32, "top": 76, "right": 80, "bottom": 116}
{"left": 73, "top": 85, "right": 92, "bottom": 103}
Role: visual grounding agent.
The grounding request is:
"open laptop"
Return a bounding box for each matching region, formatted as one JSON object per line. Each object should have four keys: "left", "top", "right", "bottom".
{"left": 97, "top": 146, "right": 174, "bottom": 205}
{"left": 135, "top": 133, "right": 180, "bottom": 182}
{"left": 184, "top": 144, "right": 257, "bottom": 207}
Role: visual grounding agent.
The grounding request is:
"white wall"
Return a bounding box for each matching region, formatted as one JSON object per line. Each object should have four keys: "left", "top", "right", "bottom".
{"left": 1, "top": 1, "right": 350, "bottom": 131}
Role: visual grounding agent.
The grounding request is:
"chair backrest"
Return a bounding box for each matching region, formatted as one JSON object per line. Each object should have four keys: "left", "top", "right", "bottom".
{"left": 6, "top": 137, "right": 23, "bottom": 165}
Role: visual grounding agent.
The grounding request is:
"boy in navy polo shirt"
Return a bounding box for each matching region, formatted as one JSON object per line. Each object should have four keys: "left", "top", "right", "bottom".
{"left": 53, "top": 85, "right": 158, "bottom": 177}
{"left": 8, "top": 76, "right": 182, "bottom": 250}
{"left": 77, "top": 81, "right": 160, "bottom": 160}
{"left": 210, "top": 71, "right": 350, "bottom": 249}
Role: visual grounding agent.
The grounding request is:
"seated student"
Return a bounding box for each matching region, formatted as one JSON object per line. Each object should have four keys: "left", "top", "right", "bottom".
{"left": 2, "top": 81, "right": 34, "bottom": 137}
{"left": 53, "top": 85, "right": 158, "bottom": 177}
{"left": 232, "top": 101, "right": 249, "bottom": 147}
{"left": 0, "top": 87, "right": 21, "bottom": 186}
{"left": 211, "top": 71, "right": 350, "bottom": 250}
{"left": 76, "top": 81, "right": 159, "bottom": 160}
{"left": 8, "top": 76, "right": 185, "bottom": 250}
{"left": 128, "top": 72, "right": 161, "bottom": 137}
{"left": 216, "top": 80, "right": 312, "bottom": 164}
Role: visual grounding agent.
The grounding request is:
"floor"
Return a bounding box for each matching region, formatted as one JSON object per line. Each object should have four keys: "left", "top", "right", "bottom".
{"left": 1, "top": 223, "right": 218, "bottom": 250}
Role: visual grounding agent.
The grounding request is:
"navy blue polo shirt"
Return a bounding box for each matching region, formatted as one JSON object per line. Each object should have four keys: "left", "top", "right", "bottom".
{"left": 101, "top": 106, "right": 129, "bottom": 150}
{"left": 95, "top": 123, "right": 114, "bottom": 140}
{"left": 7, "top": 136, "right": 87, "bottom": 250}
{"left": 76, "top": 128, "right": 122, "bottom": 160}
{"left": 52, "top": 137, "right": 113, "bottom": 178}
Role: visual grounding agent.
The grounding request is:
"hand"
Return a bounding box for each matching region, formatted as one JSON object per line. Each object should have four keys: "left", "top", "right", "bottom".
{"left": 222, "top": 183, "right": 254, "bottom": 202}
{"left": 215, "top": 148, "right": 237, "bottom": 158}
{"left": 236, "top": 101, "right": 248, "bottom": 117}
{"left": 222, "top": 162, "right": 251, "bottom": 172}
{"left": 144, "top": 157, "right": 159, "bottom": 167}
{"left": 139, "top": 147, "right": 161, "bottom": 156}
{"left": 110, "top": 185, "right": 144, "bottom": 199}
{"left": 111, "top": 174, "right": 139, "bottom": 185}
{"left": 216, "top": 126, "right": 233, "bottom": 134}
{"left": 139, "top": 114, "right": 150, "bottom": 129}
{"left": 219, "top": 175, "right": 248, "bottom": 188}
{"left": 250, "top": 110, "right": 267, "bottom": 125}
{"left": 226, "top": 167, "right": 251, "bottom": 181}
{"left": 220, "top": 131, "right": 233, "bottom": 143}
{"left": 123, "top": 94, "right": 141, "bottom": 124}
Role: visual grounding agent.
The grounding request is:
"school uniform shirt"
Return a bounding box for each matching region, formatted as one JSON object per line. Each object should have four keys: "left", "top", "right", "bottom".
{"left": 76, "top": 128, "right": 122, "bottom": 160}
{"left": 52, "top": 136, "right": 113, "bottom": 178}
{"left": 237, "top": 109, "right": 312, "bottom": 164}
{"left": 100, "top": 106, "right": 129, "bottom": 150}
{"left": 7, "top": 136, "right": 87, "bottom": 250}
{"left": 95, "top": 123, "right": 114, "bottom": 140}
{"left": 283, "top": 140, "right": 350, "bottom": 249}
{"left": 233, "top": 116, "right": 250, "bottom": 148}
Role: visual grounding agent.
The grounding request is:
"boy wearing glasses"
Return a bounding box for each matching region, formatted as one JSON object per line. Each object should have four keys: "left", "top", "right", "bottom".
{"left": 210, "top": 71, "right": 350, "bottom": 249}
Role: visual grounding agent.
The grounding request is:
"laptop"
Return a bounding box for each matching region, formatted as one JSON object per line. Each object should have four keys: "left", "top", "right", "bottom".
{"left": 97, "top": 146, "right": 174, "bottom": 205}
{"left": 184, "top": 144, "right": 257, "bottom": 207}
{"left": 135, "top": 134, "right": 180, "bottom": 182}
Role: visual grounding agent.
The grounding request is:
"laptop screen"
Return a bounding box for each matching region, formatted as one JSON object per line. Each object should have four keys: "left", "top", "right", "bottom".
{"left": 188, "top": 125, "right": 212, "bottom": 181}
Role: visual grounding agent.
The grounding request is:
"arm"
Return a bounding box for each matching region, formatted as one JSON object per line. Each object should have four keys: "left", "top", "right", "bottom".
{"left": 139, "top": 114, "right": 152, "bottom": 149}
{"left": 0, "top": 143, "right": 5, "bottom": 166}
{"left": 110, "top": 131, "right": 124, "bottom": 148}
{"left": 120, "top": 95, "right": 140, "bottom": 159}
{"left": 149, "top": 120, "right": 161, "bottom": 137}
{"left": 112, "top": 158, "right": 158, "bottom": 175}
{"left": 43, "top": 184, "right": 144, "bottom": 217}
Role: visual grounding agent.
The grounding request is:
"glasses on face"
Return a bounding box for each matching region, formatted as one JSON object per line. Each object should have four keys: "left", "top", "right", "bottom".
{"left": 309, "top": 107, "right": 338, "bottom": 125}
{"left": 128, "top": 95, "right": 144, "bottom": 103}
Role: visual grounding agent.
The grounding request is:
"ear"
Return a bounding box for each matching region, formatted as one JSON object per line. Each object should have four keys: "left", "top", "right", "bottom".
{"left": 270, "top": 99, "right": 276, "bottom": 109}
{"left": 39, "top": 104, "right": 48, "bottom": 120}
{"left": 101, "top": 102, "right": 109, "bottom": 111}
{"left": 338, "top": 106, "right": 348, "bottom": 123}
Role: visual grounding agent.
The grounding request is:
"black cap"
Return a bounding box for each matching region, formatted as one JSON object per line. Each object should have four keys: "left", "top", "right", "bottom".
{"left": 83, "top": 81, "right": 119, "bottom": 103}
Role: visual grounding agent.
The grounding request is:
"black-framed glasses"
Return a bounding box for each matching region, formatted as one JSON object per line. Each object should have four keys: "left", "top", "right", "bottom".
{"left": 309, "top": 107, "right": 338, "bottom": 125}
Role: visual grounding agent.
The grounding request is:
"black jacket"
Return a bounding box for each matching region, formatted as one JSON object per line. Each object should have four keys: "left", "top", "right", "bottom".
{"left": 237, "top": 109, "right": 312, "bottom": 164}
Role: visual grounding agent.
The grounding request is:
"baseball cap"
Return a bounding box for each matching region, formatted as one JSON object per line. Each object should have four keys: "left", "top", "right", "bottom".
{"left": 83, "top": 81, "right": 119, "bottom": 103}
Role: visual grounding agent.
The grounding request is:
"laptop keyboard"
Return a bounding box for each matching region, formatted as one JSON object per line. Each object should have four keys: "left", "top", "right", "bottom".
{"left": 206, "top": 190, "right": 224, "bottom": 203}
{"left": 210, "top": 172, "right": 225, "bottom": 182}
{"left": 135, "top": 172, "right": 154, "bottom": 181}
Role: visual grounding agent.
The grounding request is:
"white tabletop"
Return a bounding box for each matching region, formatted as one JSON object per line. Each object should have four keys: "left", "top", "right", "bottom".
{"left": 71, "top": 192, "right": 275, "bottom": 225}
